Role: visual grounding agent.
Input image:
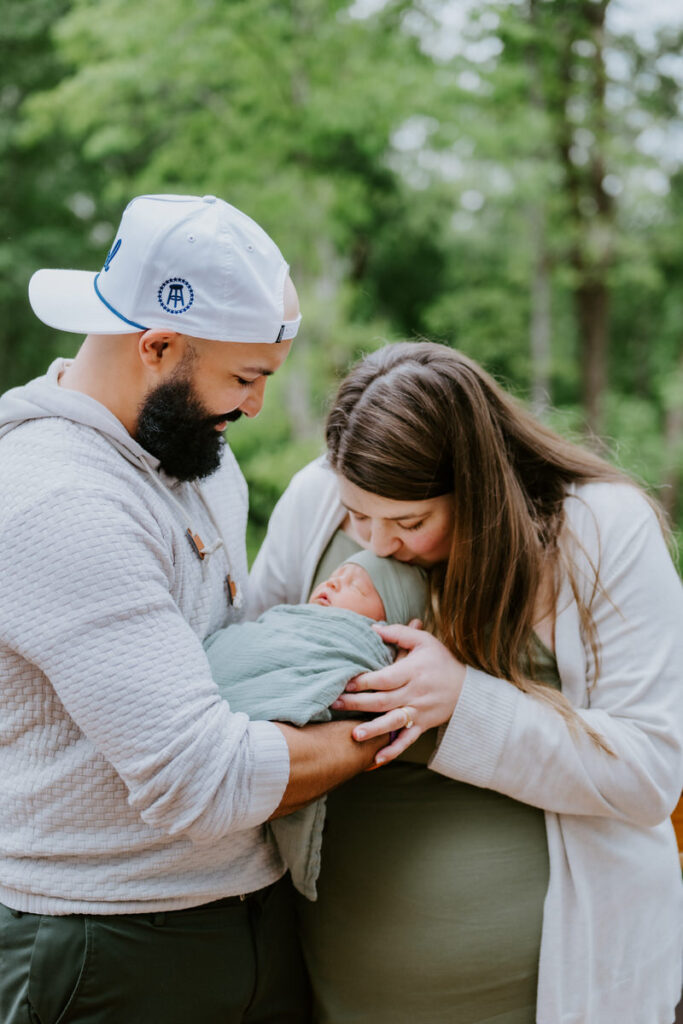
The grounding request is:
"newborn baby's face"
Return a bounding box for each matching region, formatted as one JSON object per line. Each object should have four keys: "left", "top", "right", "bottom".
{"left": 309, "top": 563, "right": 385, "bottom": 621}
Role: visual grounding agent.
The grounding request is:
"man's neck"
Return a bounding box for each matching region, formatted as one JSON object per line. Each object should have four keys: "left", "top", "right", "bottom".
{"left": 59, "top": 334, "right": 143, "bottom": 434}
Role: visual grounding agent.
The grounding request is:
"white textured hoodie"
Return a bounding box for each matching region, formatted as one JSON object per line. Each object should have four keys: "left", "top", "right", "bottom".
{"left": 0, "top": 359, "right": 289, "bottom": 914}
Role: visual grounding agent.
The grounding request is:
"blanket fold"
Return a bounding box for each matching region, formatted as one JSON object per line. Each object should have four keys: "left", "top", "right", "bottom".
{"left": 204, "top": 604, "right": 392, "bottom": 899}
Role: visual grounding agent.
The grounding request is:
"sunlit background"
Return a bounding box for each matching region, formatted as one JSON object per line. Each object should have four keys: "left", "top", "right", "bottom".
{"left": 2, "top": 0, "right": 681, "bottom": 563}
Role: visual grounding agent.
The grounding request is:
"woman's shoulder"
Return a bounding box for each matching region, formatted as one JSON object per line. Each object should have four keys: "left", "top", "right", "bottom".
{"left": 563, "top": 479, "right": 656, "bottom": 532}
{"left": 262, "top": 455, "right": 343, "bottom": 546}
{"left": 281, "top": 455, "right": 339, "bottom": 505}
{"left": 561, "top": 479, "right": 665, "bottom": 580}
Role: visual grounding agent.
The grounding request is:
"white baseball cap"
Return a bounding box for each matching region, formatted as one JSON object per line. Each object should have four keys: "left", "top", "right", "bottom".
{"left": 28, "top": 193, "right": 301, "bottom": 344}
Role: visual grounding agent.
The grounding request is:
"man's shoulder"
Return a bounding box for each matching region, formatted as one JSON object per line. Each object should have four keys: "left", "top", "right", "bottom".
{"left": 1, "top": 416, "right": 113, "bottom": 466}
{"left": 0, "top": 419, "right": 159, "bottom": 528}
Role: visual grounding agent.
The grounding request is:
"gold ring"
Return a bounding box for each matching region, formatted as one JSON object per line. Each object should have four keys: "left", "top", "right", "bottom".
{"left": 398, "top": 706, "right": 414, "bottom": 729}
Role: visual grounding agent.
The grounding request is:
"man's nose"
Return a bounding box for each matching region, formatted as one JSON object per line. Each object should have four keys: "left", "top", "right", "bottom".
{"left": 240, "top": 378, "right": 267, "bottom": 418}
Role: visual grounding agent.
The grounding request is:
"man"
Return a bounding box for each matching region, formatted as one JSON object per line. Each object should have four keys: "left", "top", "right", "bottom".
{"left": 0, "top": 194, "right": 384, "bottom": 1023}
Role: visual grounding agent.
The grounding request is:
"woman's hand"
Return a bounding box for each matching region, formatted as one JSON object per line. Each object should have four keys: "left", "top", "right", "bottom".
{"left": 330, "top": 623, "right": 466, "bottom": 766}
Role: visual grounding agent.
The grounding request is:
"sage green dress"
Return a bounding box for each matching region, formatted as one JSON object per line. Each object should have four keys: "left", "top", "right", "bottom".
{"left": 297, "top": 532, "right": 560, "bottom": 1024}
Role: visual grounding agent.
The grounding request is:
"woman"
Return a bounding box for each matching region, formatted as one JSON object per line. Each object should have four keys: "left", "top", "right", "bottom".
{"left": 248, "top": 341, "right": 683, "bottom": 1024}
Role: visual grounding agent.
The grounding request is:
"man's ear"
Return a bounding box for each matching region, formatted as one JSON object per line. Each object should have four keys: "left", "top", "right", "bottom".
{"left": 138, "top": 330, "right": 184, "bottom": 373}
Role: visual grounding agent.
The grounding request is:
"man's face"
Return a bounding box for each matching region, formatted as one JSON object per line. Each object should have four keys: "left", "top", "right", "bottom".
{"left": 134, "top": 337, "right": 292, "bottom": 481}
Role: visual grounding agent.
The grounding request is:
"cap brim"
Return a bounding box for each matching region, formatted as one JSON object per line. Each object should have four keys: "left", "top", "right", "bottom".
{"left": 28, "top": 269, "right": 140, "bottom": 335}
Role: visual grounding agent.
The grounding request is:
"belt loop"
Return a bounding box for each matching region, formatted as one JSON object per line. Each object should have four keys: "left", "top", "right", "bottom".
{"left": 151, "top": 912, "right": 166, "bottom": 926}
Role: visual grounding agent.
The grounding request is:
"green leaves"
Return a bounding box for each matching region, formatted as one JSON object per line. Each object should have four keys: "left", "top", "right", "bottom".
{"left": 3, "top": 0, "right": 683, "bottom": 547}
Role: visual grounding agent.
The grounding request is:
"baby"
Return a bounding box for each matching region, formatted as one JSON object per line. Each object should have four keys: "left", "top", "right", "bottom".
{"left": 204, "top": 550, "right": 428, "bottom": 899}
{"left": 205, "top": 550, "right": 428, "bottom": 731}
{"left": 308, "top": 554, "right": 417, "bottom": 621}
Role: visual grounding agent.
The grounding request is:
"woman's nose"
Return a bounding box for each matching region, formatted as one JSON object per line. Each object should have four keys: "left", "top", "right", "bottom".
{"left": 369, "top": 523, "right": 400, "bottom": 557}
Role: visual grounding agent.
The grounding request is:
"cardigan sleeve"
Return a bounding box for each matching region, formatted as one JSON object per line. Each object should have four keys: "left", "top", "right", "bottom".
{"left": 430, "top": 483, "right": 683, "bottom": 827}
{"left": 247, "top": 456, "right": 342, "bottom": 618}
{"left": 247, "top": 474, "right": 308, "bottom": 618}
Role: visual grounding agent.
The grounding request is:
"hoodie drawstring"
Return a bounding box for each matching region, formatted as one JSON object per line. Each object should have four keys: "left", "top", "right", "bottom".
{"left": 106, "top": 436, "right": 242, "bottom": 608}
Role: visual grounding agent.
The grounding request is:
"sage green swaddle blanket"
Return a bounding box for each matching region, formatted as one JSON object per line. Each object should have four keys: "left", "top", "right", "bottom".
{"left": 204, "top": 603, "right": 393, "bottom": 900}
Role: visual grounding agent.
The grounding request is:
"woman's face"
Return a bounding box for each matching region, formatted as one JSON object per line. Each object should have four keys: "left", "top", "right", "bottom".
{"left": 338, "top": 476, "right": 454, "bottom": 567}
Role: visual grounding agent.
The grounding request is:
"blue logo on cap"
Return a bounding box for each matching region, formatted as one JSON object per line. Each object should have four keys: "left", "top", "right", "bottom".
{"left": 158, "top": 277, "right": 194, "bottom": 315}
{"left": 103, "top": 238, "right": 121, "bottom": 272}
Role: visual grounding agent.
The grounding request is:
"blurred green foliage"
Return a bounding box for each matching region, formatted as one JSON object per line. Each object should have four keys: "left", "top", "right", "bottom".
{"left": 1, "top": 0, "right": 682, "bottom": 571}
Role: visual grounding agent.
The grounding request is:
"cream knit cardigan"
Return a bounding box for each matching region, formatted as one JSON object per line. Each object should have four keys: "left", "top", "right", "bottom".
{"left": 248, "top": 456, "right": 683, "bottom": 1024}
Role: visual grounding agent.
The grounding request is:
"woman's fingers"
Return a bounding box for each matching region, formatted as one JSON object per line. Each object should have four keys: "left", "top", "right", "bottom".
{"left": 343, "top": 626, "right": 428, "bottom": 694}
{"left": 371, "top": 622, "right": 425, "bottom": 650}
{"left": 352, "top": 706, "right": 418, "bottom": 745}
{"left": 341, "top": 631, "right": 467, "bottom": 731}
{"left": 343, "top": 659, "right": 408, "bottom": 694}
{"left": 364, "top": 723, "right": 422, "bottom": 766}
{"left": 331, "top": 685, "right": 407, "bottom": 714}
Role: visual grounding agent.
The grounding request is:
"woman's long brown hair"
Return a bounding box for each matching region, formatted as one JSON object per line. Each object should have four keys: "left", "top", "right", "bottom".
{"left": 326, "top": 341, "right": 667, "bottom": 751}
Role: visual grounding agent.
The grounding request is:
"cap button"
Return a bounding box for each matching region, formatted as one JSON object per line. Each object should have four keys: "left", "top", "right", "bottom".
{"left": 202, "top": 195, "right": 217, "bottom": 204}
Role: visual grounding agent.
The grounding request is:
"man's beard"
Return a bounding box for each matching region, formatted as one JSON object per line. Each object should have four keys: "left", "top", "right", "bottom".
{"left": 134, "top": 372, "right": 241, "bottom": 482}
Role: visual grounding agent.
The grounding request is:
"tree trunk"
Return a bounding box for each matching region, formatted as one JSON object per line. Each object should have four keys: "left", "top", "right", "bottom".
{"left": 553, "top": 0, "right": 613, "bottom": 436}
{"left": 575, "top": 279, "right": 609, "bottom": 434}
{"left": 661, "top": 340, "right": 683, "bottom": 523}
{"left": 529, "top": 202, "right": 552, "bottom": 415}
{"left": 527, "top": 0, "right": 552, "bottom": 415}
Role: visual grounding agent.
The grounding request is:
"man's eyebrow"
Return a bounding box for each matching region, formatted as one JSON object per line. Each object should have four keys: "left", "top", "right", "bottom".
{"left": 343, "top": 503, "right": 426, "bottom": 522}
{"left": 238, "top": 367, "right": 274, "bottom": 377}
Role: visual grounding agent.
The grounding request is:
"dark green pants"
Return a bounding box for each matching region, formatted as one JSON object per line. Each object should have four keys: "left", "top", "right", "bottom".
{"left": 0, "top": 878, "right": 311, "bottom": 1024}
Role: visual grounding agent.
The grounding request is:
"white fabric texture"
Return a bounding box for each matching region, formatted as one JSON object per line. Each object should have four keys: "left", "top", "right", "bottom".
{"left": 0, "top": 359, "right": 290, "bottom": 915}
{"left": 248, "top": 455, "right": 683, "bottom": 1024}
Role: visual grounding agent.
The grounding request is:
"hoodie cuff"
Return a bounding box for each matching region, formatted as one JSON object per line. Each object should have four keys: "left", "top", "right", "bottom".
{"left": 240, "top": 720, "right": 291, "bottom": 828}
{"left": 428, "top": 666, "right": 518, "bottom": 786}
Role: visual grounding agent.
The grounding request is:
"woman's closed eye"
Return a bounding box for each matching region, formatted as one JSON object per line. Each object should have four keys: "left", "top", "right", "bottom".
{"left": 349, "top": 510, "right": 423, "bottom": 531}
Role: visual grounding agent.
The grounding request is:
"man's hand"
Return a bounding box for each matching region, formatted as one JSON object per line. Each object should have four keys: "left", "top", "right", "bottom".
{"left": 269, "top": 720, "right": 387, "bottom": 819}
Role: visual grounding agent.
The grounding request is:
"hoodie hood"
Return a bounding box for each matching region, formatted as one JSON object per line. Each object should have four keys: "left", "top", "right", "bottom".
{"left": 0, "top": 359, "right": 238, "bottom": 594}
{"left": 0, "top": 358, "right": 159, "bottom": 471}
